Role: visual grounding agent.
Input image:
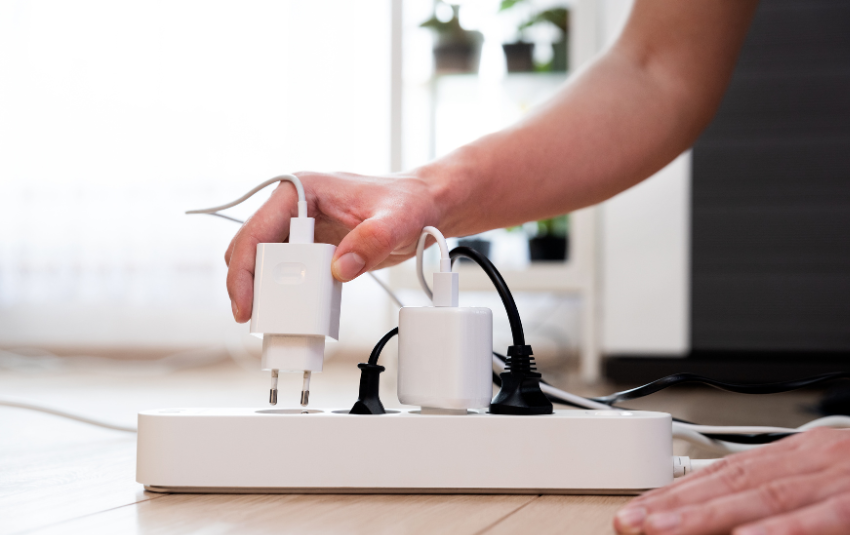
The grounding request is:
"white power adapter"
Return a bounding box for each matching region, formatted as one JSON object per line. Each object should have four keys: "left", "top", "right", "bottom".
{"left": 247, "top": 176, "right": 342, "bottom": 406}
{"left": 397, "top": 227, "right": 493, "bottom": 413}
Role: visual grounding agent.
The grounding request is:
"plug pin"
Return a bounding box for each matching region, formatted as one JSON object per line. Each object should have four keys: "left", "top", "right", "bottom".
{"left": 269, "top": 369, "right": 279, "bottom": 406}
{"left": 300, "top": 370, "right": 311, "bottom": 407}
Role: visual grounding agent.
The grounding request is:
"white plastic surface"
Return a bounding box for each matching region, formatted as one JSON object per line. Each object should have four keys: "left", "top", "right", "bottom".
{"left": 250, "top": 243, "right": 342, "bottom": 338}
{"left": 136, "top": 408, "right": 674, "bottom": 493}
{"left": 261, "top": 334, "right": 325, "bottom": 372}
{"left": 431, "top": 271, "right": 459, "bottom": 307}
{"left": 398, "top": 306, "right": 493, "bottom": 410}
{"left": 289, "top": 217, "right": 315, "bottom": 244}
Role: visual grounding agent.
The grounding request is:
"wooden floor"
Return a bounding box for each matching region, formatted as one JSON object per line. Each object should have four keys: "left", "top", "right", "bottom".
{"left": 0, "top": 352, "right": 822, "bottom": 535}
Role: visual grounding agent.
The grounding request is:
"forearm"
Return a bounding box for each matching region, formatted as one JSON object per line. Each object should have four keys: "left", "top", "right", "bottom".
{"left": 420, "top": 0, "right": 758, "bottom": 238}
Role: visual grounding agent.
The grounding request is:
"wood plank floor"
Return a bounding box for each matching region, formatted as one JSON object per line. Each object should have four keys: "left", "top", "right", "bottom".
{"left": 0, "top": 354, "right": 822, "bottom": 535}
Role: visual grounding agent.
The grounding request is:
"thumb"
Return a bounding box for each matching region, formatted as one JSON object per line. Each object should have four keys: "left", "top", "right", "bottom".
{"left": 332, "top": 218, "right": 400, "bottom": 282}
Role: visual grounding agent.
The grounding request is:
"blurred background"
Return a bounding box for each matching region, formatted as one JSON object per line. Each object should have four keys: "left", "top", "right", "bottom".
{"left": 1, "top": 0, "right": 848, "bottom": 388}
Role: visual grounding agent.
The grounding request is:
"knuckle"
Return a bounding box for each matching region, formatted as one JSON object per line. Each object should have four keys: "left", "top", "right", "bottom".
{"left": 717, "top": 460, "right": 755, "bottom": 492}
{"left": 758, "top": 480, "right": 797, "bottom": 513}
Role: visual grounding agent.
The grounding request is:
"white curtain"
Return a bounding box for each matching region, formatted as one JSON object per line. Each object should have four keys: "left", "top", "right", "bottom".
{"left": 0, "top": 0, "right": 393, "bottom": 349}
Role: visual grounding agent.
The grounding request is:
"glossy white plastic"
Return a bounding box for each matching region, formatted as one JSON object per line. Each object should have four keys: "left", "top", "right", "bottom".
{"left": 250, "top": 242, "right": 342, "bottom": 372}
{"left": 398, "top": 306, "right": 493, "bottom": 410}
{"left": 136, "top": 408, "right": 674, "bottom": 494}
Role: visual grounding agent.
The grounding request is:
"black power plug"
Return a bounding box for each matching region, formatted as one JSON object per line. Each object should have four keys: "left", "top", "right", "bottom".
{"left": 349, "top": 327, "right": 397, "bottom": 415}
{"left": 490, "top": 344, "right": 552, "bottom": 415}
{"left": 349, "top": 363, "right": 387, "bottom": 415}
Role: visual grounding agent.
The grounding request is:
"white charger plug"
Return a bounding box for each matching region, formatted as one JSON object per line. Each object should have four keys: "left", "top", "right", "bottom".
{"left": 397, "top": 227, "right": 493, "bottom": 413}
{"left": 246, "top": 176, "right": 341, "bottom": 406}
{"left": 186, "top": 175, "right": 341, "bottom": 406}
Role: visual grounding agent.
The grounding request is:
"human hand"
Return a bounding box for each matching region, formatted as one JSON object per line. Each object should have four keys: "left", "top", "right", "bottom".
{"left": 614, "top": 428, "right": 850, "bottom": 535}
{"left": 224, "top": 170, "right": 444, "bottom": 323}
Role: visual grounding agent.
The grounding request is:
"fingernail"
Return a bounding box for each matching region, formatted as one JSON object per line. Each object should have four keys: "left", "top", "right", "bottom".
{"left": 734, "top": 527, "right": 766, "bottom": 535}
{"left": 614, "top": 507, "right": 646, "bottom": 533}
{"left": 333, "top": 252, "right": 366, "bottom": 281}
{"left": 646, "top": 512, "right": 680, "bottom": 534}
{"left": 231, "top": 301, "right": 239, "bottom": 319}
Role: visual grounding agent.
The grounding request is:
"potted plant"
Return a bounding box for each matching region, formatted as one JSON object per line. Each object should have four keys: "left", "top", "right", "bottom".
{"left": 500, "top": 2, "right": 570, "bottom": 73}
{"left": 499, "top": 0, "right": 535, "bottom": 73}
{"left": 521, "top": 7, "right": 569, "bottom": 72}
{"left": 421, "top": 4, "right": 483, "bottom": 75}
{"left": 528, "top": 215, "right": 569, "bottom": 262}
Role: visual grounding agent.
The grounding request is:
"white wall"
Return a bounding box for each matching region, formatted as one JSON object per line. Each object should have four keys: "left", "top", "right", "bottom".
{"left": 600, "top": 153, "right": 690, "bottom": 356}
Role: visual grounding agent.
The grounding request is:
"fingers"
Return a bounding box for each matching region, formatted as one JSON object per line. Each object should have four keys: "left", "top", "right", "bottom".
{"left": 627, "top": 450, "right": 824, "bottom": 518}
{"left": 624, "top": 430, "right": 820, "bottom": 514}
{"left": 225, "top": 181, "right": 299, "bottom": 322}
{"left": 331, "top": 217, "right": 403, "bottom": 282}
{"left": 614, "top": 429, "right": 850, "bottom": 535}
{"left": 638, "top": 467, "right": 850, "bottom": 535}
{"left": 733, "top": 491, "right": 850, "bottom": 535}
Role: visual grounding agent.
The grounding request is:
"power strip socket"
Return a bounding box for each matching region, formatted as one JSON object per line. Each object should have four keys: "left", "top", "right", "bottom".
{"left": 137, "top": 408, "right": 673, "bottom": 494}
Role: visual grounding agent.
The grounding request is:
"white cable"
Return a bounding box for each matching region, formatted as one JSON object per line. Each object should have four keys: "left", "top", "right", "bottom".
{"left": 797, "top": 415, "right": 850, "bottom": 431}
{"left": 0, "top": 399, "right": 137, "bottom": 433}
{"left": 672, "top": 425, "right": 758, "bottom": 454}
{"left": 416, "top": 226, "right": 451, "bottom": 302}
{"left": 675, "top": 416, "right": 850, "bottom": 436}
{"left": 366, "top": 272, "right": 405, "bottom": 308}
{"left": 691, "top": 458, "right": 722, "bottom": 471}
{"left": 416, "top": 233, "right": 433, "bottom": 301}
{"left": 673, "top": 456, "right": 722, "bottom": 478}
{"left": 186, "top": 174, "right": 307, "bottom": 219}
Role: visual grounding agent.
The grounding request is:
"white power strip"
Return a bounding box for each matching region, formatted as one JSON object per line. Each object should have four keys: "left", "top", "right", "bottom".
{"left": 137, "top": 408, "right": 673, "bottom": 494}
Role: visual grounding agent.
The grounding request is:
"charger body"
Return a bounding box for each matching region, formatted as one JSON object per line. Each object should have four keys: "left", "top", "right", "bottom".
{"left": 250, "top": 242, "right": 342, "bottom": 372}
{"left": 397, "top": 306, "right": 493, "bottom": 410}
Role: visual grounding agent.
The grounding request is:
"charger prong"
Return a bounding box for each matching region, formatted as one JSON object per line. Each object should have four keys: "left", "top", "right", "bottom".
{"left": 300, "top": 370, "right": 311, "bottom": 407}
{"left": 269, "top": 369, "right": 279, "bottom": 406}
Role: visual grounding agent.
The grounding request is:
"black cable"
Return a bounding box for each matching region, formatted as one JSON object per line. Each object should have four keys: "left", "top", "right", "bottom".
{"left": 368, "top": 327, "right": 399, "bottom": 366}
{"left": 702, "top": 433, "right": 794, "bottom": 445}
{"left": 450, "top": 247, "right": 550, "bottom": 414}
{"left": 449, "top": 247, "right": 524, "bottom": 346}
{"left": 494, "top": 353, "right": 838, "bottom": 436}
{"left": 593, "top": 372, "right": 850, "bottom": 406}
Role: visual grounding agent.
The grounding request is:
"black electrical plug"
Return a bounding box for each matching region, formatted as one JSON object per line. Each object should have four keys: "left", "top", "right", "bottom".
{"left": 350, "top": 327, "right": 398, "bottom": 415}
{"left": 349, "top": 363, "right": 386, "bottom": 414}
{"left": 489, "top": 344, "right": 553, "bottom": 415}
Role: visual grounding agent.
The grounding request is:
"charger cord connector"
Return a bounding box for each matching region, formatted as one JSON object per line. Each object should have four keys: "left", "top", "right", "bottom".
{"left": 673, "top": 456, "right": 721, "bottom": 478}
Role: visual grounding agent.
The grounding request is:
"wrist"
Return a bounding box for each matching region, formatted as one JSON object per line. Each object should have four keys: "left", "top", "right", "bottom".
{"left": 413, "top": 144, "right": 485, "bottom": 238}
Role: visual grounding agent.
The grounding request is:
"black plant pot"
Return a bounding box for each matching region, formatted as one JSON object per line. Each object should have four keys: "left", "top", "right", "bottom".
{"left": 502, "top": 42, "right": 535, "bottom": 73}
{"left": 457, "top": 238, "right": 491, "bottom": 263}
{"left": 528, "top": 236, "right": 568, "bottom": 262}
{"left": 434, "top": 39, "right": 482, "bottom": 74}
